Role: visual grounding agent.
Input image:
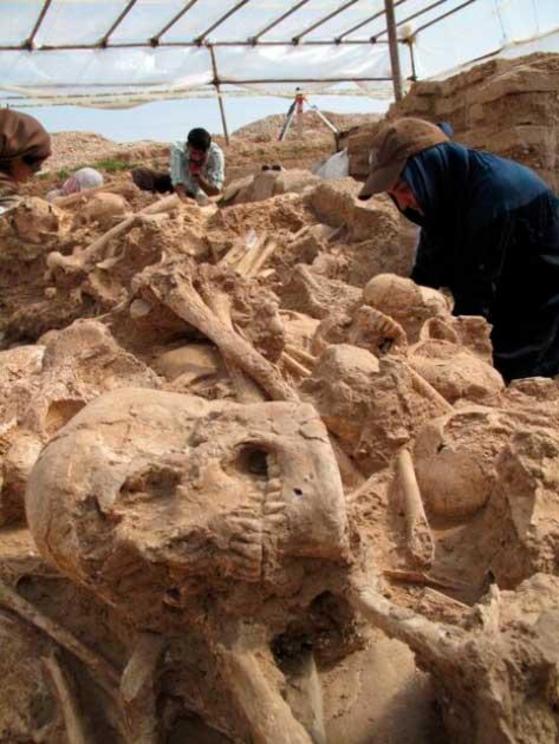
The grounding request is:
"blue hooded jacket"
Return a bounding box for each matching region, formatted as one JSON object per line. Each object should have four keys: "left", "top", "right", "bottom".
{"left": 400, "top": 142, "right": 559, "bottom": 380}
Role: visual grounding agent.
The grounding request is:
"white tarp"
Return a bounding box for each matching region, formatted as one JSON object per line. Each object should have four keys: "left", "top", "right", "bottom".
{"left": 0, "top": 0, "right": 557, "bottom": 107}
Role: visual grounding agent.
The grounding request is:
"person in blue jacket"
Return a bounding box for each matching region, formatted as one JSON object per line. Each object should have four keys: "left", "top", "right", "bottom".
{"left": 358, "top": 117, "right": 559, "bottom": 382}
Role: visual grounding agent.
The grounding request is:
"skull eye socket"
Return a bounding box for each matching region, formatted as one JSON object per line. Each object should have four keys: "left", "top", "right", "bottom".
{"left": 235, "top": 445, "right": 269, "bottom": 479}
{"left": 119, "top": 464, "right": 181, "bottom": 503}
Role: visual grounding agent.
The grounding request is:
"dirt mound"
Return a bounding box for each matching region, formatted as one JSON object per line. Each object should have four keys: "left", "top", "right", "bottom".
{"left": 47, "top": 131, "right": 165, "bottom": 174}
{"left": 233, "top": 110, "right": 377, "bottom": 142}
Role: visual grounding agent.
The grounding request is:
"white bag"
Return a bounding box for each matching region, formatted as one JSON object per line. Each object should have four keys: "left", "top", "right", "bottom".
{"left": 313, "top": 148, "right": 350, "bottom": 180}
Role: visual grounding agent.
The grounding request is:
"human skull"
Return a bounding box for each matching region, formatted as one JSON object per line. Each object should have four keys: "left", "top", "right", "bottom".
{"left": 363, "top": 273, "right": 449, "bottom": 342}
{"left": 10, "top": 197, "right": 69, "bottom": 245}
{"left": 413, "top": 408, "right": 513, "bottom": 518}
{"left": 26, "top": 389, "right": 348, "bottom": 629}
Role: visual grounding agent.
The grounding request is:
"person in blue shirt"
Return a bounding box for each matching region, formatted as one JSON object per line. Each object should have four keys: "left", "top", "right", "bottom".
{"left": 358, "top": 117, "right": 559, "bottom": 382}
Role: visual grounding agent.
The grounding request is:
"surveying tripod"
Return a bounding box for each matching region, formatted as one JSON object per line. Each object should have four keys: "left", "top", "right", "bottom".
{"left": 278, "top": 87, "right": 339, "bottom": 142}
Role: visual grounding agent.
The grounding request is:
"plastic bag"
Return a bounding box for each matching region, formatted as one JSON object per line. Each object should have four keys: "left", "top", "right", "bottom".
{"left": 313, "top": 149, "right": 350, "bottom": 180}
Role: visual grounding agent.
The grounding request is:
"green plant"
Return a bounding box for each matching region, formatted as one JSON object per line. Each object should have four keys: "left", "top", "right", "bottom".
{"left": 93, "top": 158, "right": 132, "bottom": 173}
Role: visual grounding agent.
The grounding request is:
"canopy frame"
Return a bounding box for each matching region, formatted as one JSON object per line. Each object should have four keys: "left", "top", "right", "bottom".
{"left": 0, "top": 0, "right": 501, "bottom": 140}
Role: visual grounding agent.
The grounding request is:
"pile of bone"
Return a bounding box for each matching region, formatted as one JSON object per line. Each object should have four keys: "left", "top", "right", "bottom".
{"left": 0, "top": 174, "right": 556, "bottom": 744}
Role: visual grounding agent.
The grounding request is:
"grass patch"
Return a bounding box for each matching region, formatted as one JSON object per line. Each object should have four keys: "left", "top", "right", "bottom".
{"left": 38, "top": 159, "right": 133, "bottom": 181}
{"left": 93, "top": 158, "right": 131, "bottom": 173}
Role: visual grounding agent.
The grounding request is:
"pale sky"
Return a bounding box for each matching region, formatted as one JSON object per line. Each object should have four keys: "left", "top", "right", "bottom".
{"left": 24, "top": 94, "right": 388, "bottom": 142}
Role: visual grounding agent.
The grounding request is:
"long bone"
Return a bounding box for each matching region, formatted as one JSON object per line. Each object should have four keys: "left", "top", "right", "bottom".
{"left": 218, "top": 645, "right": 314, "bottom": 744}
{"left": 0, "top": 579, "right": 120, "bottom": 695}
{"left": 147, "top": 263, "right": 299, "bottom": 402}
{"left": 197, "top": 275, "right": 265, "bottom": 403}
{"left": 42, "top": 653, "right": 90, "bottom": 744}
{"left": 349, "top": 575, "right": 465, "bottom": 667}
{"left": 395, "top": 449, "right": 435, "bottom": 569}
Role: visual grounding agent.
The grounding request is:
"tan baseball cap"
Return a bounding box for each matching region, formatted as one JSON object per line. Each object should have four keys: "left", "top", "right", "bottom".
{"left": 358, "top": 117, "right": 449, "bottom": 200}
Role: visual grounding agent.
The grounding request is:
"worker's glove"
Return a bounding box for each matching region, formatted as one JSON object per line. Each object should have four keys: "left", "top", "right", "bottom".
{"left": 195, "top": 190, "right": 210, "bottom": 207}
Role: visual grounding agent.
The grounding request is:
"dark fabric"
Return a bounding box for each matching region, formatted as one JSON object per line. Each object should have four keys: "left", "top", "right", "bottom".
{"left": 403, "top": 142, "right": 549, "bottom": 230}
{"left": 131, "top": 167, "right": 174, "bottom": 194}
{"left": 402, "top": 142, "right": 559, "bottom": 381}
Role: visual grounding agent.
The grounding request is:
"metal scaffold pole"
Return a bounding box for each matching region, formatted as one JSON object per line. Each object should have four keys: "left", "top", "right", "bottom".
{"left": 209, "top": 45, "right": 230, "bottom": 145}
{"left": 384, "top": 0, "right": 404, "bottom": 102}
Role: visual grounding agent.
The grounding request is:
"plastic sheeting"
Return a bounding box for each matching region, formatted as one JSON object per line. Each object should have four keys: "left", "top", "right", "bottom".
{"left": 0, "top": 0, "right": 557, "bottom": 107}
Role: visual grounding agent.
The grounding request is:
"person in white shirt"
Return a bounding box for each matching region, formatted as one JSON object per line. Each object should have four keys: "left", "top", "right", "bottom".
{"left": 132, "top": 128, "right": 225, "bottom": 206}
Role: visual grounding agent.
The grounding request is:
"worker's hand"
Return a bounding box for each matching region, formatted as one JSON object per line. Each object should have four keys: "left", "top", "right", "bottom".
{"left": 195, "top": 190, "right": 210, "bottom": 207}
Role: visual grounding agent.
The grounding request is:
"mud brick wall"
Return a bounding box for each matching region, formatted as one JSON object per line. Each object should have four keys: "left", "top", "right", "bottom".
{"left": 392, "top": 52, "right": 559, "bottom": 191}
{"left": 348, "top": 53, "right": 559, "bottom": 191}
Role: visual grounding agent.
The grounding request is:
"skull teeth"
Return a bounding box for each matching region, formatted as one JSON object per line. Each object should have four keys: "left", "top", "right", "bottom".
{"left": 233, "top": 531, "right": 261, "bottom": 545}
{"left": 266, "top": 454, "right": 280, "bottom": 478}
{"left": 266, "top": 478, "right": 282, "bottom": 492}
{"left": 263, "top": 513, "right": 286, "bottom": 526}
{"left": 229, "top": 516, "right": 261, "bottom": 532}
{"left": 230, "top": 540, "right": 262, "bottom": 560}
{"left": 263, "top": 500, "right": 286, "bottom": 515}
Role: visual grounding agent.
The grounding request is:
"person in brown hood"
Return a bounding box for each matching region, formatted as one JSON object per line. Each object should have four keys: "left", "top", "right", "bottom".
{"left": 358, "top": 117, "right": 559, "bottom": 382}
{"left": 0, "top": 109, "right": 51, "bottom": 212}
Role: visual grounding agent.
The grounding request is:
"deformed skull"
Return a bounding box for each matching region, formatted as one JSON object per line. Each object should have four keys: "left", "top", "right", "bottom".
{"left": 26, "top": 388, "right": 348, "bottom": 630}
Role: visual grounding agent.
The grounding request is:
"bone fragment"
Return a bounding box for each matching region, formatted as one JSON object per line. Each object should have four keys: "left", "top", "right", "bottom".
{"left": 383, "top": 569, "right": 465, "bottom": 591}
{"left": 120, "top": 632, "right": 165, "bottom": 703}
{"left": 403, "top": 361, "right": 453, "bottom": 413}
{"left": 218, "top": 238, "right": 249, "bottom": 268}
{"left": 289, "top": 650, "right": 327, "bottom": 744}
{"left": 120, "top": 632, "right": 165, "bottom": 744}
{"left": 247, "top": 239, "right": 278, "bottom": 277}
{"left": 235, "top": 233, "right": 269, "bottom": 276}
{"left": 285, "top": 345, "right": 317, "bottom": 368}
{"left": 282, "top": 351, "right": 312, "bottom": 377}
{"left": 0, "top": 579, "right": 119, "bottom": 694}
{"left": 42, "top": 653, "right": 90, "bottom": 744}
{"left": 420, "top": 587, "right": 470, "bottom": 612}
{"left": 396, "top": 449, "right": 435, "bottom": 568}
{"left": 219, "top": 647, "right": 313, "bottom": 744}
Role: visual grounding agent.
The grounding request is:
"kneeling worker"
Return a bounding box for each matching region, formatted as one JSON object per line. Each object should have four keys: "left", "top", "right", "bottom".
{"left": 133, "top": 127, "right": 224, "bottom": 206}
{"left": 358, "top": 117, "right": 559, "bottom": 382}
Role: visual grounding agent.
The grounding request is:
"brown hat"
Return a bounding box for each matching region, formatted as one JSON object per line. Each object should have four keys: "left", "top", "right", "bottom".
{"left": 358, "top": 117, "right": 449, "bottom": 200}
{"left": 0, "top": 109, "right": 51, "bottom": 164}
